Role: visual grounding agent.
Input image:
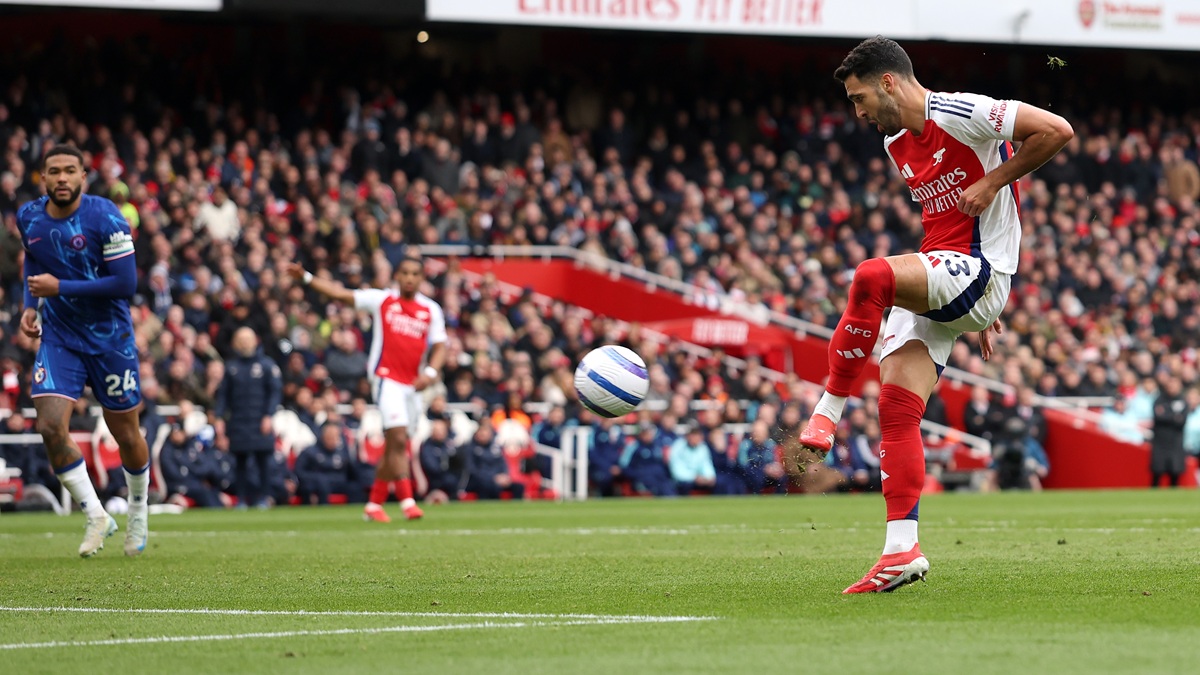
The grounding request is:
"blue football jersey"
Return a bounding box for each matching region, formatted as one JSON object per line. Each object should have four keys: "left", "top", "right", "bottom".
{"left": 19, "top": 194, "right": 136, "bottom": 355}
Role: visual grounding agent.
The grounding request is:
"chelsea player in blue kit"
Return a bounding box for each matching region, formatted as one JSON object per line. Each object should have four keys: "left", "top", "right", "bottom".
{"left": 19, "top": 145, "right": 150, "bottom": 557}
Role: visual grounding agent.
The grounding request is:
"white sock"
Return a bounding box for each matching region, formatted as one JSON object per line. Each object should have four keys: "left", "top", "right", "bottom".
{"left": 814, "top": 393, "right": 848, "bottom": 424}
{"left": 124, "top": 464, "right": 150, "bottom": 511}
{"left": 882, "top": 519, "right": 919, "bottom": 555}
{"left": 400, "top": 497, "right": 416, "bottom": 510}
{"left": 57, "top": 460, "right": 106, "bottom": 519}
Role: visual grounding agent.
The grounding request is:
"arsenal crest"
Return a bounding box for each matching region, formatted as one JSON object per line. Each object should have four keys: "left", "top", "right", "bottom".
{"left": 1079, "top": 0, "right": 1096, "bottom": 28}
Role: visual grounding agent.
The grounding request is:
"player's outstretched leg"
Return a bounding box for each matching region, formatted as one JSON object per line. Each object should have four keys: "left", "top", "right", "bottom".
{"left": 105, "top": 408, "right": 151, "bottom": 557}
{"left": 34, "top": 396, "right": 116, "bottom": 557}
{"left": 843, "top": 383, "right": 929, "bottom": 594}
{"left": 801, "top": 257, "right": 896, "bottom": 454}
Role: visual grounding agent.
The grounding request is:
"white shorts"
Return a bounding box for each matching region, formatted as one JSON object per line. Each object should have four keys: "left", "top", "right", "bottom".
{"left": 373, "top": 377, "right": 423, "bottom": 430}
{"left": 879, "top": 251, "right": 1011, "bottom": 369}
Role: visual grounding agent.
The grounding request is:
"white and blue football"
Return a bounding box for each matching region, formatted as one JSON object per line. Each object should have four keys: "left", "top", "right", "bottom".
{"left": 574, "top": 345, "right": 649, "bottom": 418}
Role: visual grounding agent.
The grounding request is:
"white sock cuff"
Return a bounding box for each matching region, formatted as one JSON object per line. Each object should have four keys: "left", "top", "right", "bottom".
{"left": 814, "top": 393, "right": 848, "bottom": 424}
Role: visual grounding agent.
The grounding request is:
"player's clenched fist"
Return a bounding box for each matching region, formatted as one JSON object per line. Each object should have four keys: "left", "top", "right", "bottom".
{"left": 27, "top": 273, "right": 61, "bottom": 298}
{"left": 284, "top": 263, "right": 305, "bottom": 280}
{"left": 20, "top": 308, "right": 40, "bottom": 338}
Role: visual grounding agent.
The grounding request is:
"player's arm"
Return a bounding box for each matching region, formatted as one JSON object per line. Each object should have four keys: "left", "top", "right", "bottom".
{"left": 958, "top": 104, "right": 1073, "bottom": 217}
{"left": 34, "top": 208, "right": 139, "bottom": 299}
{"left": 414, "top": 303, "right": 449, "bottom": 391}
{"left": 20, "top": 251, "right": 43, "bottom": 337}
{"left": 39, "top": 253, "right": 138, "bottom": 298}
{"left": 284, "top": 263, "right": 356, "bottom": 304}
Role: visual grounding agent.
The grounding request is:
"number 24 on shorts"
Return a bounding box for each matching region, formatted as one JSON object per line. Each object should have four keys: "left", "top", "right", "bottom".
{"left": 105, "top": 369, "right": 137, "bottom": 396}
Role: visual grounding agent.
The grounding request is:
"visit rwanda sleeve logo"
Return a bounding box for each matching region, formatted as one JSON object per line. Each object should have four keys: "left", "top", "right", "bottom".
{"left": 103, "top": 231, "right": 135, "bottom": 259}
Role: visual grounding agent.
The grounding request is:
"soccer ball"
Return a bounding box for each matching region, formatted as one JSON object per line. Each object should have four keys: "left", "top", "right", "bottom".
{"left": 574, "top": 345, "right": 649, "bottom": 418}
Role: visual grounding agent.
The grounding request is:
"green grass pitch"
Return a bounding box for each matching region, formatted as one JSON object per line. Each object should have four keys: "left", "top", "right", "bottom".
{"left": 2, "top": 490, "right": 1198, "bottom": 674}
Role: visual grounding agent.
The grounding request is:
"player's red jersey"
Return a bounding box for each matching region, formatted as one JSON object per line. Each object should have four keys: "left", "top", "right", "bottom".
{"left": 884, "top": 91, "right": 1022, "bottom": 275}
{"left": 353, "top": 289, "right": 447, "bottom": 385}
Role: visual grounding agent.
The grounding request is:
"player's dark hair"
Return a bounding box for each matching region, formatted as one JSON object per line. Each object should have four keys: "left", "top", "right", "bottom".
{"left": 41, "top": 144, "right": 85, "bottom": 171}
{"left": 834, "top": 36, "right": 914, "bottom": 83}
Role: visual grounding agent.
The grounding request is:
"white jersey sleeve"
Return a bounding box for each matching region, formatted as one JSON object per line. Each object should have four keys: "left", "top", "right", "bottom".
{"left": 353, "top": 288, "right": 389, "bottom": 312}
{"left": 423, "top": 295, "right": 448, "bottom": 346}
{"left": 927, "top": 92, "right": 1021, "bottom": 146}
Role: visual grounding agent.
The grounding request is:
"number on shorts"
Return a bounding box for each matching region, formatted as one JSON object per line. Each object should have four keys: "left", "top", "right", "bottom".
{"left": 946, "top": 259, "right": 972, "bottom": 277}
{"left": 105, "top": 369, "right": 136, "bottom": 397}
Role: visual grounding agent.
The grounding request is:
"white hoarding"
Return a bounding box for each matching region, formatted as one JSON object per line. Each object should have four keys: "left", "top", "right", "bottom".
{"left": 0, "top": 0, "right": 221, "bottom": 10}
{"left": 428, "top": 0, "right": 1200, "bottom": 51}
{"left": 428, "top": 1, "right": 920, "bottom": 38}
{"left": 918, "top": 1, "right": 1200, "bottom": 51}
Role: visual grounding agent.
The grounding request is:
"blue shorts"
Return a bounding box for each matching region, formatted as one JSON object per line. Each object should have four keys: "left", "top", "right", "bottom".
{"left": 31, "top": 341, "right": 143, "bottom": 412}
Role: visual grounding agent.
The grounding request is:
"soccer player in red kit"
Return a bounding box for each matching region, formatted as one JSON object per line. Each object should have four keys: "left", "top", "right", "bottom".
{"left": 288, "top": 255, "right": 446, "bottom": 522}
{"left": 799, "top": 37, "right": 1073, "bottom": 593}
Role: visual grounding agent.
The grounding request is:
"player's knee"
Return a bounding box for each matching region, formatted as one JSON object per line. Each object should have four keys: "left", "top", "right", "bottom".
{"left": 848, "top": 258, "right": 896, "bottom": 306}
{"left": 112, "top": 427, "right": 141, "bottom": 449}
{"left": 35, "top": 416, "right": 68, "bottom": 445}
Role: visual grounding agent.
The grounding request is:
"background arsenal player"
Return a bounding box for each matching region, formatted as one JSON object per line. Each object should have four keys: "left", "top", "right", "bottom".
{"left": 799, "top": 36, "right": 1073, "bottom": 593}
{"left": 288, "top": 254, "right": 447, "bottom": 522}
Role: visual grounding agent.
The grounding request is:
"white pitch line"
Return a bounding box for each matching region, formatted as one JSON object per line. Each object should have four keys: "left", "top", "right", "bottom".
{"left": 0, "top": 621, "right": 516, "bottom": 650}
{"left": 0, "top": 606, "right": 715, "bottom": 622}
{"left": 0, "top": 614, "right": 716, "bottom": 651}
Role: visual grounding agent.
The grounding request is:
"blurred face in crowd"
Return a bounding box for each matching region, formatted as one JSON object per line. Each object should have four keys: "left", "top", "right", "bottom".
{"left": 397, "top": 258, "right": 423, "bottom": 298}
{"left": 429, "top": 419, "right": 448, "bottom": 441}
{"left": 232, "top": 327, "right": 257, "bottom": 358}
{"left": 320, "top": 424, "right": 341, "bottom": 450}
{"left": 843, "top": 73, "right": 903, "bottom": 136}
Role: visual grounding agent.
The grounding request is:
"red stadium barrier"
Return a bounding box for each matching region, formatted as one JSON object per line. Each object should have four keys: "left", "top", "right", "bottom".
{"left": 1042, "top": 408, "right": 1198, "bottom": 489}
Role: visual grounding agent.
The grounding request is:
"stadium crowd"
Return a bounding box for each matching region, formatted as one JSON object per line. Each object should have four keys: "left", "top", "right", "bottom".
{"left": 2, "top": 27, "right": 1200, "bottom": 506}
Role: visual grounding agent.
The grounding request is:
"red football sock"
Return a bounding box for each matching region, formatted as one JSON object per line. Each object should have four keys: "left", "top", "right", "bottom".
{"left": 879, "top": 384, "right": 927, "bottom": 521}
{"left": 827, "top": 258, "right": 895, "bottom": 397}
{"left": 393, "top": 478, "right": 414, "bottom": 502}
{"left": 369, "top": 479, "right": 390, "bottom": 506}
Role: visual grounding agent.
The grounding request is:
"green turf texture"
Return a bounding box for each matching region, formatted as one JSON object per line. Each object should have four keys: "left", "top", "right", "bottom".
{"left": 2, "top": 490, "right": 1198, "bottom": 674}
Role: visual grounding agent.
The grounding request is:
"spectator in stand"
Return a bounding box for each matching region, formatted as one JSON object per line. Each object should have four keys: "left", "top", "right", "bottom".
{"left": 295, "top": 422, "right": 366, "bottom": 505}
{"left": 707, "top": 427, "right": 745, "bottom": 495}
{"left": 490, "top": 390, "right": 532, "bottom": 432}
{"left": 211, "top": 327, "right": 283, "bottom": 509}
{"left": 419, "top": 417, "right": 465, "bottom": 503}
{"left": 1182, "top": 387, "right": 1200, "bottom": 457}
{"left": 1151, "top": 376, "right": 1189, "bottom": 488}
{"left": 1129, "top": 377, "right": 1159, "bottom": 424}
{"left": 668, "top": 423, "right": 716, "bottom": 495}
{"left": 464, "top": 422, "right": 522, "bottom": 500}
{"left": 619, "top": 421, "right": 676, "bottom": 496}
{"left": 324, "top": 329, "right": 367, "bottom": 396}
{"left": 1012, "top": 387, "right": 1050, "bottom": 491}
{"left": 1101, "top": 396, "right": 1148, "bottom": 445}
{"left": 531, "top": 404, "right": 570, "bottom": 479}
{"left": 588, "top": 413, "right": 626, "bottom": 496}
{"left": 738, "top": 419, "right": 787, "bottom": 495}
{"left": 160, "top": 424, "right": 230, "bottom": 509}
{"left": 1, "top": 411, "right": 56, "bottom": 493}
{"left": 963, "top": 386, "right": 1006, "bottom": 444}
